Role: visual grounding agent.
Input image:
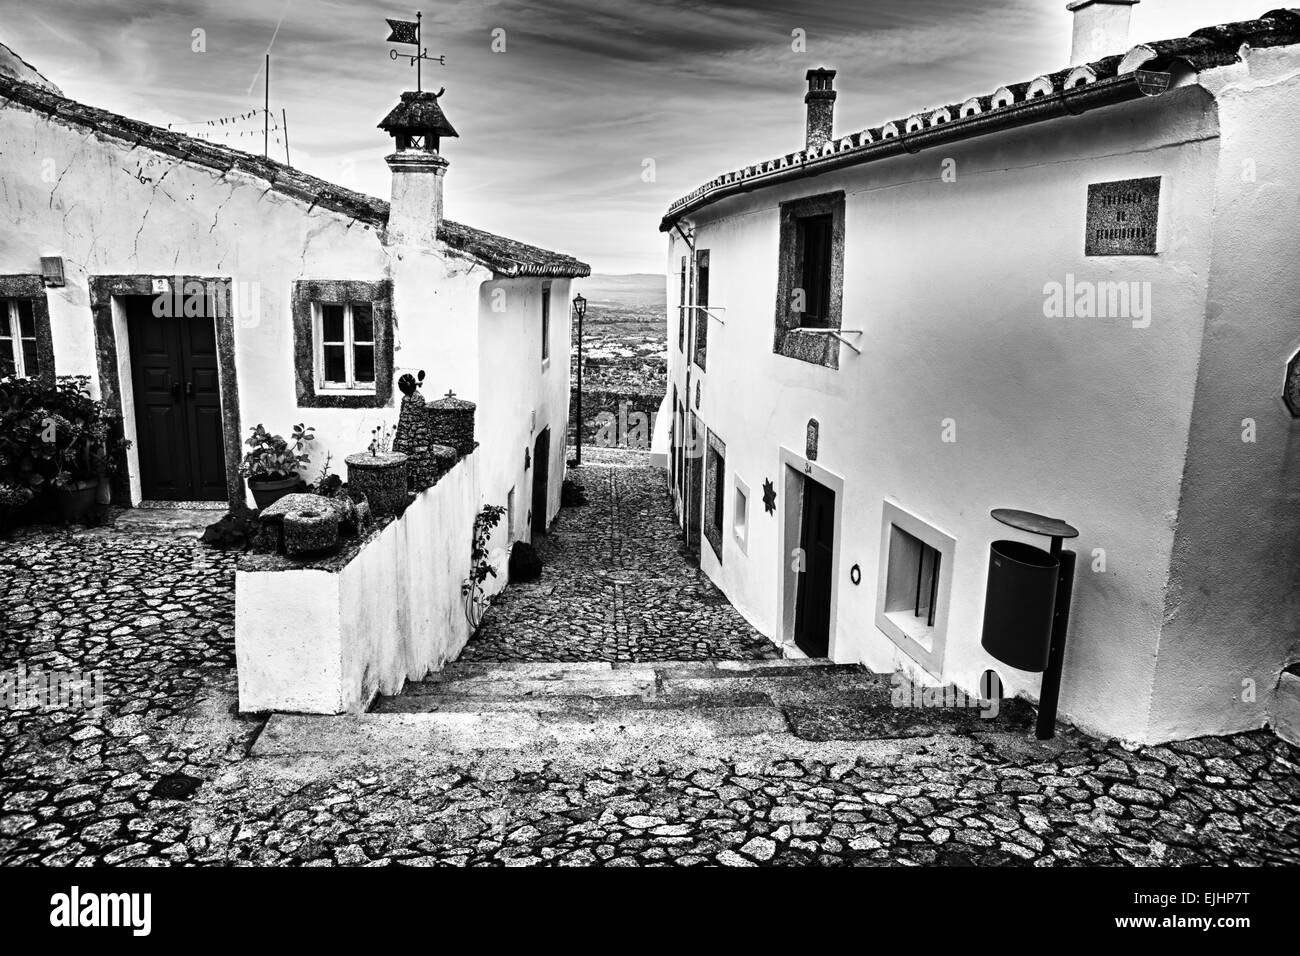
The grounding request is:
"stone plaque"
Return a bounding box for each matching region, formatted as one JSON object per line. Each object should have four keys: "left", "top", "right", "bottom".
{"left": 1086, "top": 177, "right": 1160, "bottom": 256}
{"left": 806, "top": 419, "right": 819, "bottom": 461}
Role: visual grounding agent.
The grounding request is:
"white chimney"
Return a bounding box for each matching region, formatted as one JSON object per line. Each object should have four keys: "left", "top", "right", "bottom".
{"left": 1068, "top": 0, "right": 1140, "bottom": 66}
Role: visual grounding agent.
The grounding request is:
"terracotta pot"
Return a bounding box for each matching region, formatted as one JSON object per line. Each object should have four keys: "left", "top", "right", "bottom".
{"left": 248, "top": 475, "right": 301, "bottom": 510}
{"left": 57, "top": 480, "right": 99, "bottom": 524}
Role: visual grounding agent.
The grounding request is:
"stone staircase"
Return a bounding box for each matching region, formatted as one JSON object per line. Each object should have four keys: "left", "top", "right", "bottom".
{"left": 249, "top": 660, "right": 1036, "bottom": 764}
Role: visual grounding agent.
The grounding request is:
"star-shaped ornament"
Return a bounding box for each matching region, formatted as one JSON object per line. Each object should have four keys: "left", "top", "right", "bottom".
{"left": 762, "top": 478, "right": 777, "bottom": 515}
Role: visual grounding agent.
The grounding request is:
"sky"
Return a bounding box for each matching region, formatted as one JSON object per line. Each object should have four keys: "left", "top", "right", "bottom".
{"left": 0, "top": 0, "right": 1274, "bottom": 273}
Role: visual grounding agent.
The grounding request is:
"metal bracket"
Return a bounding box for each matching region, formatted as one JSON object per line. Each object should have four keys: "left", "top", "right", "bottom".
{"left": 673, "top": 222, "right": 695, "bottom": 252}
{"left": 683, "top": 305, "right": 726, "bottom": 325}
{"left": 791, "top": 328, "right": 863, "bottom": 355}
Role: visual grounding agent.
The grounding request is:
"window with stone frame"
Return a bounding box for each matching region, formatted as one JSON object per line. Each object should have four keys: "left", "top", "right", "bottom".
{"left": 693, "top": 249, "right": 710, "bottom": 370}
{"left": 773, "top": 191, "right": 845, "bottom": 369}
{"left": 292, "top": 279, "right": 394, "bottom": 409}
{"left": 677, "top": 255, "right": 688, "bottom": 353}
{"left": 541, "top": 283, "right": 551, "bottom": 363}
{"left": 703, "top": 429, "right": 726, "bottom": 561}
{"left": 0, "top": 278, "right": 54, "bottom": 382}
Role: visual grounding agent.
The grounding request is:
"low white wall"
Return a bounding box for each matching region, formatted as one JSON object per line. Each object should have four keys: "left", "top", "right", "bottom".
{"left": 236, "top": 452, "right": 478, "bottom": 714}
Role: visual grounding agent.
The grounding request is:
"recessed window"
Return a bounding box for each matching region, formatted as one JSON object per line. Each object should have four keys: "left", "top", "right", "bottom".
{"left": 292, "top": 279, "right": 393, "bottom": 408}
{"left": 678, "top": 255, "right": 688, "bottom": 353}
{"left": 693, "top": 250, "right": 710, "bottom": 369}
{"left": 875, "top": 501, "right": 955, "bottom": 677}
{"left": 0, "top": 299, "right": 39, "bottom": 379}
{"left": 774, "top": 190, "right": 845, "bottom": 368}
{"left": 796, "top": 215, "right": 833, "bottom": 328}
{"left": 315, "top": 302, "right": 376, "bottom": 391}
{"left": 541, "top": 284, "right": 551, "bottom": 363}
{"left": 733, "top": 477, "right": 749, "bottom": 553}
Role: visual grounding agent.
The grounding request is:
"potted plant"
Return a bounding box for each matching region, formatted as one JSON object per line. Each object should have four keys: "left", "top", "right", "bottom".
{"left": 239, "top": 423, "right": 315, "bottom": 510}
{"left": 344, "top": 423, "right": 408, "bottom": 518}
{"left": 0, "top": 376, "right": 130, "bottom": 524}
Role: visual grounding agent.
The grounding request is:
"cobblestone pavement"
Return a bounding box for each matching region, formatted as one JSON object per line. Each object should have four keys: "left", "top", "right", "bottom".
{"left": 460, "top": 463, "right": 780, "bottom": 662}
{"left": 0, "top": 474, "right": 1297, "bottom": 866}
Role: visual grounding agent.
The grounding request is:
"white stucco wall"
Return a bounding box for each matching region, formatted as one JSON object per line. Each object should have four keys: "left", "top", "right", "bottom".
{"left": 669, "top": 85, "right": 1229, "bottom": 742}
{"left": 235, "top": 454, "right": 478, "bottom": 714}
{"left": 1147, "top": 49, "right": 1300, "bottom": 741}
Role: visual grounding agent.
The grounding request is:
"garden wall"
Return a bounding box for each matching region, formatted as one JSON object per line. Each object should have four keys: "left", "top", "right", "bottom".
{"left": 235, "top": 452, "right": 478, "bottom": 714}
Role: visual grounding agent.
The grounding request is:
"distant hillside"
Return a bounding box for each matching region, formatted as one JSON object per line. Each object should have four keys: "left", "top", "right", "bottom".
{"left": 572, "top": 273, "right": 666, "bottom": 312}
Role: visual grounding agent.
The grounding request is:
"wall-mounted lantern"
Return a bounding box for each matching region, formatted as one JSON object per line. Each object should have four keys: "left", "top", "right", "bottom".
{"left": 980, "top": 508, "right": 1079, "bottom": 740}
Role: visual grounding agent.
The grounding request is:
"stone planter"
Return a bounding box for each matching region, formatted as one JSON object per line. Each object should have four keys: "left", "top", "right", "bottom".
{"left": 430, "top": 443, "right": 457, "bottom": 480}
{"left": 345, "top": 452, "right": 409, "bottom": 518}
{"left": 428, "top": 391, "right": 476, "bottom": 456}
{"left": 248, "top": 475, "right": 301, "bottom": 510}
{"left": 57, "top": 480, "right": 99, "bottom": 524}
{"left": 284, "top": 506, "right": 340, "bottom": 556}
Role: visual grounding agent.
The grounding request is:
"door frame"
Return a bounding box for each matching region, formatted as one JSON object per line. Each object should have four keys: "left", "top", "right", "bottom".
{"left": 531, "top": 425, "right": 551, "bottom": 536}
{"left": 778, "top": 445, "right": 845, "bottom": 660}
{"left": 90, "top": 276, "right": 243, "bottom": 509}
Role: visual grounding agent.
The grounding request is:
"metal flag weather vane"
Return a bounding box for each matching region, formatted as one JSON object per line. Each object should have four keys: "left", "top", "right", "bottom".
{"left": 386, "top": 11, "right": 445, "bottom": 92}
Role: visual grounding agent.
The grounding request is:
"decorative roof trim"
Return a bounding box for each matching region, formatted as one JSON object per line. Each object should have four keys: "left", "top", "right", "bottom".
{"left": 661, "top": 8, "right": 1300, "bottom": 231}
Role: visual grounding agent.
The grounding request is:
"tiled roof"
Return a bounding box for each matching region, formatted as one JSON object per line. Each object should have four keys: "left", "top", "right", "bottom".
{"left": 0, "top": 73, "right": 589, "bottom": 279}
{"left": 661, "top": 8, "right": 1300, "bottom": 230}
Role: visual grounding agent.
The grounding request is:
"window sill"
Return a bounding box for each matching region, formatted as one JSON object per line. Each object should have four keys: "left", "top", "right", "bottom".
{"left": 883, "top": 610, "right": 935, "bottom": 653}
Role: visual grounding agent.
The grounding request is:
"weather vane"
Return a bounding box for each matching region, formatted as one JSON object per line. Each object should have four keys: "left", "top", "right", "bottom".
{"left": 386, "top": 11, "right": 446, "bottom": 92}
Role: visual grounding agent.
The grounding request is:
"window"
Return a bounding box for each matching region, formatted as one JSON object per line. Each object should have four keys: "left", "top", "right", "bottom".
{"left": 670, "top": 386, "right": 679, "bottom": 490}
{"left": 693, "top": 250, "right": 709, "bottom": 369}
{"left": 774, "top": 191, "right": 845, "bottom": 368}
{"left": 0, "top": 299, "right": 39, "bottom": 379}
{"left": 541, "top": 284, "right": 551, "bottom": 363}
{"left": 796, "top": 215, "right": 832, "bottom": 328}
{"left": 875, "top": 501, "right": 955, "bottom": 677}
{"left": 292, "top": 279, "right": 393, "bottom": 408}
{"left": 316, "top": 302, "right": 376, "bottom": 391}
{"left": 733, "top": 476, "right": 749, "bottom": 553}
{"left": 703, "top": 429, "right": 726, "bottom": 561}
{"left": 678, "top": 255, "right": 687, "bottom": 352}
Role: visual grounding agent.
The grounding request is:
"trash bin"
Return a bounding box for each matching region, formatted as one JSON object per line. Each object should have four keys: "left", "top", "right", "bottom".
{"left": 980, "top": 540, "right": 1058, "bottom": 672}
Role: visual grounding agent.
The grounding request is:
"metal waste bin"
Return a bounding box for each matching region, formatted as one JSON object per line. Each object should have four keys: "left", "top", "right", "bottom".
{"left": 980, "top": 540, "right": 1059, "bottom": 672}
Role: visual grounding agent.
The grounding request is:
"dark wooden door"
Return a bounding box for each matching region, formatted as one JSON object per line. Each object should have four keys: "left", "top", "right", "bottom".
{"left": 127, "top": 296, "right": 226, "bottom": 501}
{"left": 794, "top": 476, "right": 836, "bottom": 657}
{"left": 685, "top": 413, "right": 703, "bottom": 551}
{"left": 531, "top": 427, "right": 550, "bottom": 535}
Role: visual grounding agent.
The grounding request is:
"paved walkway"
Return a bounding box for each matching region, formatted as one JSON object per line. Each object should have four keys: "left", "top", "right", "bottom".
{"left": 0, "top": 468, "right": 1297, "bottom": 866}
{"left": 461, "top": 463, "right": 779, "bottom": 662}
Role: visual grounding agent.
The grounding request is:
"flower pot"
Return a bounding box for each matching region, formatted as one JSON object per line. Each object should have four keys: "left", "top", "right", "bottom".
{"left": 248, "top": 475, "right": 301, "bottom": 511}
{"left": 57, "top": 480, "right": 99, "bottom": 524}
{"left": 345, "top": 452, "right": 409, "bottom": 518}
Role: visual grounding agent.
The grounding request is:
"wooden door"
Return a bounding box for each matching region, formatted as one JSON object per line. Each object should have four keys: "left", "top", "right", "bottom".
{"left": 127, "top": 296, "right": 226, "bottom": 501}
{"left": 794, "top": 476, "right": 836, "bottom": 657}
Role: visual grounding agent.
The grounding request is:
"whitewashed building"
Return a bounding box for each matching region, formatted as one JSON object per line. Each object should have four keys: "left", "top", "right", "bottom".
{"left": 0, "top": 44, "right": 587, "bottom": 548}
{"left": 658, "top": 3, "right": 1300, "bottom": 744}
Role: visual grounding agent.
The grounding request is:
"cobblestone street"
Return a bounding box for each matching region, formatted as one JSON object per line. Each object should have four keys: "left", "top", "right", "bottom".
{"left": 461, "top": 460, "right": 779, "bottom": 662}
{"left": 0, "top": 465, "right": 1298, "bottom": 866}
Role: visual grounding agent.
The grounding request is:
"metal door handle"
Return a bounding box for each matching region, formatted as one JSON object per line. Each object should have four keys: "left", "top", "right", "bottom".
{"left": 185, "top": 381, "right": 193, "bottom": 397}
{"left": 170, "top": 381, "right": 180, "bottom": 400}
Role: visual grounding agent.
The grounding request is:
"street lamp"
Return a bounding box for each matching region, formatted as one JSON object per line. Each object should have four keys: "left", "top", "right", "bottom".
{"left": 571, "top": 293, "right": 587, "bottom": 466}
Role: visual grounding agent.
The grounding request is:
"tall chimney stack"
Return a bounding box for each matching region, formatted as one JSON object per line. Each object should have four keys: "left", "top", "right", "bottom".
{"left": 805, "top": 68, "right": 837, "bottom": 152}
{"left": 1067, "top": 0, "right": 1140, "bottom": 66}
{"left": 377, "top": 90, "right": 459, "bottom": 245}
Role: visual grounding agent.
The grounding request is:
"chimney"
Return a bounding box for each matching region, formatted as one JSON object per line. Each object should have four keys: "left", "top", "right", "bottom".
{"left": 1067, "top": 0, "right": 1139, "bottom": 66}
{"left": 377, "top": 90, "right": 459, "bottom": 244}
{"left": 805, "top": 68, "right": 837, "bottom": 152}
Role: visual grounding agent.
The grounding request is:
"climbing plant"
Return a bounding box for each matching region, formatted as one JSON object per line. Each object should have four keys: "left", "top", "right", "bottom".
{"left": 462, "top": 503, "right": 507, "bottom": 633}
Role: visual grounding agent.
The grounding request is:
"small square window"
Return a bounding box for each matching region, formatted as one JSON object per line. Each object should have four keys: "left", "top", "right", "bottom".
{"left": 733, "top": 477, "right": 750, "bottom": 553}
{"left": 875, "top": 501, "right": 955, "bottom": 677}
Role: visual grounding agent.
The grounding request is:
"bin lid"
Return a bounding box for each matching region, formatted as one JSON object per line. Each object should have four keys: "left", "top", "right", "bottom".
{"left": 991, "top": 508, "right": 1078, "bottom": 539}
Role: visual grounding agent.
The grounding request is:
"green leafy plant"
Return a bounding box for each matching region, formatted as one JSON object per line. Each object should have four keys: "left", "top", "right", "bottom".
{"left": 238, "top": 423, "right": 315, "bottom": 482}
{"left": 0, "top": 375, "right": 130, "bottom": 494}
{"left": 461, "top": 504, "right": 507, "bottom": 632}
